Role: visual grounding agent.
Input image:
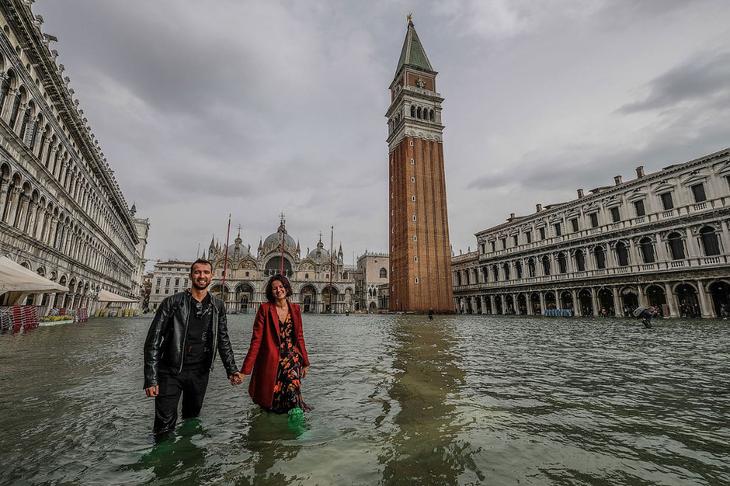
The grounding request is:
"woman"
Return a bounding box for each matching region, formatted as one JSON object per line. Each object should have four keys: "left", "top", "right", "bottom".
{"left": 241, "top": 274, "right": 311, "bottom": 413}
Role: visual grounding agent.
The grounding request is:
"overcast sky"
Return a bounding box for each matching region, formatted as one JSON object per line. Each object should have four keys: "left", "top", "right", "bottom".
{"left": 35, "top": 0, "right": 730, "bottom": 266}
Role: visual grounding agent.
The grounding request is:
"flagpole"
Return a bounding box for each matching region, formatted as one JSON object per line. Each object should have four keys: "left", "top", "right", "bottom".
{"left": 220, "top": 214, "right": 231, "bottom": 309}
{"left": 329, "top": 225, "right": 334, "bottom": 313}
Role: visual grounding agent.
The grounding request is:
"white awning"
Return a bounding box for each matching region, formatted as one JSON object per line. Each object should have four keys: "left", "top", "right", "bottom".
{"left": 0, "top": 257, "right": 69, "bottom": 293}
{"left": 97, "top": 289, "right": 137, "bottom": 303}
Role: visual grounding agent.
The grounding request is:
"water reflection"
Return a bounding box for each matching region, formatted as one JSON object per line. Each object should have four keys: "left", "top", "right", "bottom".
{"left": 128, "top": 418, "right": 207, "bottom": 483}
{"left": 380, "top": 315, "right": 484, "bottom": 484}
{"left": 236, "top": 409, "right": 306, "bottom": 485}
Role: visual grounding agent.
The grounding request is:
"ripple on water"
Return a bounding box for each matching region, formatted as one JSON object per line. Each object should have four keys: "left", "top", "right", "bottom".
{"left": 0, "top": 314, "right": 729, "bottom": 485}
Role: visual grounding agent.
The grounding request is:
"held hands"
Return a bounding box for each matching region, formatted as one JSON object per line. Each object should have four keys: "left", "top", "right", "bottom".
{"left": 229, "top": 372, "right": 244, "bottom": 386}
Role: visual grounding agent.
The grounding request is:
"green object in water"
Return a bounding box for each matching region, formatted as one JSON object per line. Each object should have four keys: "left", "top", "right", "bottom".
{"left": 288, "top": 407, "right": 304, "bottom": 420}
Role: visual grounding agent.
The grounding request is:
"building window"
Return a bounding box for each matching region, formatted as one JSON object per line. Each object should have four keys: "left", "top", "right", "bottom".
{"left": 412, "top": 214, "right": 417, "bottom": 222}
{"left": 594, "top": 246, "right": 606, "bottom": 269}
{"left": 154, "top": 287, "right": 160, "bottom": 294}
{"left": 570, "top": 218, "right": 579, "bottom": 232}
{"left": 515, "top": 261, "right": 523, "bottom": 279}
{"left": 525, "top": 231, "right": 532, "bottom": 244}
{"left": 610, "top": 207, "right": 621, "bottom": 223}
{"left": 414, "top": 277, "right": 419, "bottom": 284}
{"left": 411, "top": 176, "right": 415, "bottom": 183}
{"left": 175, "top": 278, "right": 180, "bottom": 286}
{"left": 615, "top": 241, "right": 629, "bottom": 266}
{"left": 554, "top": 223, "right": 561, "bottom": 237}
{"left": 410, "top": 158, "right": 415, "bottom": 164}
{"left": 411, "top": 195, "right": 416, "bottom": 202}
{"left": 480, "top": 243, "right": 485, "bottom": 254}
{"left": 575, "top": 250, "right": 586, "bottom": 271}
{"left": 165, "top": 278, "right": 170, "bottom": 286}
{"left": 527, "top": 258, "right": 536, "bottom": 277}
{"left": 490, "top": 241, "right": 495, "bottom": 252}
{"left": 413, "top": 235, "right": 417, "bottom": 241}
{"left": 691, "top": 183, "right": 706, "bottom": 202}
{"left": 165, "top": 288, "right": 169, "bottom": 294}
{"left": 639, "top": 237, "right": 655, "bottom": 263}
{"left": 414, "top": 256, "right": 418, "bottom": 262}
{"left": 660, "top": 192, "right": 674, "bottom": 210}
{"left": 380, "top": 268, "right": 387, "bottom": 278}
{"left": 501, "top": 238, "right": 507, "bottom": 250}
{"left": 557, "top": 253, "right": 567, "bottom": 273}
{"left": 699, "top": 226, "right": 721, "bottom": 256}
{"left": 726, "top": 175, "right": 730, "bottom": 190}
{"left": 503, "top": 263, "right": 510, "bottom": 280}
{"left": 156, "top": 277, "right": 161, "bottom": 285}
{"left": 634, "top": 200, "right": 645, "bottom": 217}
{"left": 539, "top": 227, "right": 546, "bottom": 240}
{"left": 174, "top": 288, "right": 179, "bottom": 294}
{"left": 589, "top": 213, "right": 599, "bottom": 228}
{"left": 667, "top": 232, "right": 685, "bottom": 260}
{"left": 513, "top": 235, "right": 519, "bottom": 246}
{"left": 492, "top": 265, "right": 499, "bottom": 282}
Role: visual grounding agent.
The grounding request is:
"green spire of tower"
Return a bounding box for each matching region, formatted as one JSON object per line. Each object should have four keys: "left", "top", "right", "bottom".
{"left": 395, "top": 15, "right": 434, "bottom": 75}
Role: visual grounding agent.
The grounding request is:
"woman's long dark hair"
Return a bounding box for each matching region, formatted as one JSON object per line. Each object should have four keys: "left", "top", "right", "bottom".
{"left": 265, "top": 274, "right": 293, "bottom": 303}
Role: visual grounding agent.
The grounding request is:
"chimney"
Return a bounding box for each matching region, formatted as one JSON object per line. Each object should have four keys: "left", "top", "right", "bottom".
{"left": 614, "top": 175, "right": 622, "bottom": 186}
{"left": 536, "top": 203, "right": 542, "bottom": 212}
{"left": 636, "top": 165, "right": 645, "bottom": 178}
{"left": 577, "top": 188, "right": 584, "bottom": 198}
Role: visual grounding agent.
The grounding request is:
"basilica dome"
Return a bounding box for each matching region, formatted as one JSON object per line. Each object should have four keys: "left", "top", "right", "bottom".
{"left": 306, "top": 240, "right": 330, "bottom": 264}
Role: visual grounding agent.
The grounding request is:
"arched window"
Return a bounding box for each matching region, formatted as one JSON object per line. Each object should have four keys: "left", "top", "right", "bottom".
{"left": 410, "top": 105, "right": 415, "bottom": 117}
{"left": 8, "top": 86, "right": 24, "bottom": 129}
{"left": 594, "top": 246, "right": 606, "bottom": 269}
{"left": 615, "top": 241, "right": 629, "bottom": 266}
{"left": 542, "top": 255, "right": 551, "bottom": 275}
{"left": 699, "top": 226, "right": 720, "bottom": 256}
{"left": 492, "top": 265, "right": 499, "bottom": 282}
{"left": 575, "top": 250, "right": 586, "bottom": 271}
{"left": 557, "top": 253, "right": 567, "bottom": 273}
{"left": 0, "top": 69, "right": 13, "bottom": 113}
{"left": 640, "top": 237, "right": 655, "bottom": 263}
{"left": 429, "top": 109, "right": 434, "bottom": 121}
{"left": 417, "top": 107, "right": 422, "bottom": 119}
{"left": 667, "top": 232, "right": 685, "bottom": 260}
{"left": 515, "top": 261, "right": 523, "bottom": 279}
{"left": 379, "top": 267, "right": 387, "bottom": 278}
{"left": 503, "top": 262, "right": 510, "bottom": 281}
{"left": 527, "top": 258, "right": 536, "bottom": 277}
{"left": 455, "top": 272, "right": 461, "bottom": 286}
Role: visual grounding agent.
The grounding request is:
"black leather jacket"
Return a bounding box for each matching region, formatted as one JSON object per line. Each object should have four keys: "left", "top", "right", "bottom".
{"left": 143, "top": 290, "right": 237, "bottom": 388}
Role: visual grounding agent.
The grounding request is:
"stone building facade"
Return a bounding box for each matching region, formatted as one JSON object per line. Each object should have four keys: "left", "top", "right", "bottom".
{"left": 354, "top": 252, "right": 389, "bottom": 312}
{"left": 151, "top": 218, "right": 356, "bottom": 314}
{"left": 387, "top": 17, "right": 453, "bottom": 312}
{"left": 453, "top": 149, "right": 730, "bottom": 319}
{"left": 0, "top": 1, "right": 147, "bottom": 313}
{"left": 148, "top": 260, "right": 192, "bottom": 311}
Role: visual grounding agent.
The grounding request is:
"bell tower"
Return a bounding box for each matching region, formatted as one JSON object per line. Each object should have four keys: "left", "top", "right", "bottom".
{"left": 386, "top": 16, "right": 453, "bottom": 313}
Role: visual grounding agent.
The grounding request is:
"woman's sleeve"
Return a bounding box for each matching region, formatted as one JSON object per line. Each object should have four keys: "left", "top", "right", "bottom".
{"left": 295, "top": 304, "right": 310, "bottom": 367}
{"left": 242, "top": 305, "right": 265, "bottom": 374}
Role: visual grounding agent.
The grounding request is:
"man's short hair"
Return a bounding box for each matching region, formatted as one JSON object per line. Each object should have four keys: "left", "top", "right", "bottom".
{"left": 190, "top": 258, "right": 213, "bottom": 274}
{"left": 265, "top": 274, "right": 292, "bottom": 303}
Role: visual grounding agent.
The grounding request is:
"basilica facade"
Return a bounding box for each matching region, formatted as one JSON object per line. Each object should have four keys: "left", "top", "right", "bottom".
{"left": 453, "top": 149, "right": 730, "bottom": 319}
{"left": 0, "top": 1, "right": 147, "bottom": 313}
{"left": 200, "top": 218, "right": 355, "bottom": 314}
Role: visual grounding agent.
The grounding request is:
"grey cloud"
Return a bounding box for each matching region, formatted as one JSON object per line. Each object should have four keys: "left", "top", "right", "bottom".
{"left": 620, "top": 50, "right": 730, "bottom": 113}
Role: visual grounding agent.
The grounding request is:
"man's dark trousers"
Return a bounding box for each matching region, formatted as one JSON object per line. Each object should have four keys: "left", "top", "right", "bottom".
{"left": 154, "top": 364, "right": 210, "bottom": 435}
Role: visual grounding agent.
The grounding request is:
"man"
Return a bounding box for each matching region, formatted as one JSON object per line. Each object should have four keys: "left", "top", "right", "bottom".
{"left": 144, "top": 258, "right": 242, "bottom": 436}
{"left": 633, "top": 305, "right": 657, "bottom": 328}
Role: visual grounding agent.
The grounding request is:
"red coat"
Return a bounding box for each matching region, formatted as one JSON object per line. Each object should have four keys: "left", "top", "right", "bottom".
{"left": 241, "top": 301, "right": 310, "bottom": 409}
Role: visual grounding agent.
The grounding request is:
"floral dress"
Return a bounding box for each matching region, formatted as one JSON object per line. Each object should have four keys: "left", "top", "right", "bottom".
{"left": 270, "top": 314, "right": 310, "bottom": 413}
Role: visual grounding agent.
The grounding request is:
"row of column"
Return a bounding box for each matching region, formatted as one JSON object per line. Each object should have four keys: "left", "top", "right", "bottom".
{"left": 458, "top": 280, "right": 719, "bottom": 318}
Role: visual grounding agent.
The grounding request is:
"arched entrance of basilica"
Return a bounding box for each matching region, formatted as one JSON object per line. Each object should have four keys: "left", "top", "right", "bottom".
{"left": 300, "top": 285, "right": 317, "bottom": 313}
{"left": 236, "top": 283, "right": 254, "bottom": 313}
{"left": 675, "top": 283, "right": 700, "bottom": 318}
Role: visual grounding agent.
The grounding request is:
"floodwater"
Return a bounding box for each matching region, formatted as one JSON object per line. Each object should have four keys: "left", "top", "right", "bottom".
{"left": 1, "top": 314, "right": 728, "bottom": 485}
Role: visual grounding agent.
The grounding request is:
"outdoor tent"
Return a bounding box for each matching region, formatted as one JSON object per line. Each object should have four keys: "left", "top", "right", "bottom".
{"left": 0, "top": 256, "right": 68, "bottom": 293}
{"left": 97, "top": 289, "right": 137, "bottom": 303}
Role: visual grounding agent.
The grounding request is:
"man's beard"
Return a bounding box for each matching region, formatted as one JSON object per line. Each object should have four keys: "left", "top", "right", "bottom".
{"left": 192, "top": 280, "right": 209, "bottom": 290}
